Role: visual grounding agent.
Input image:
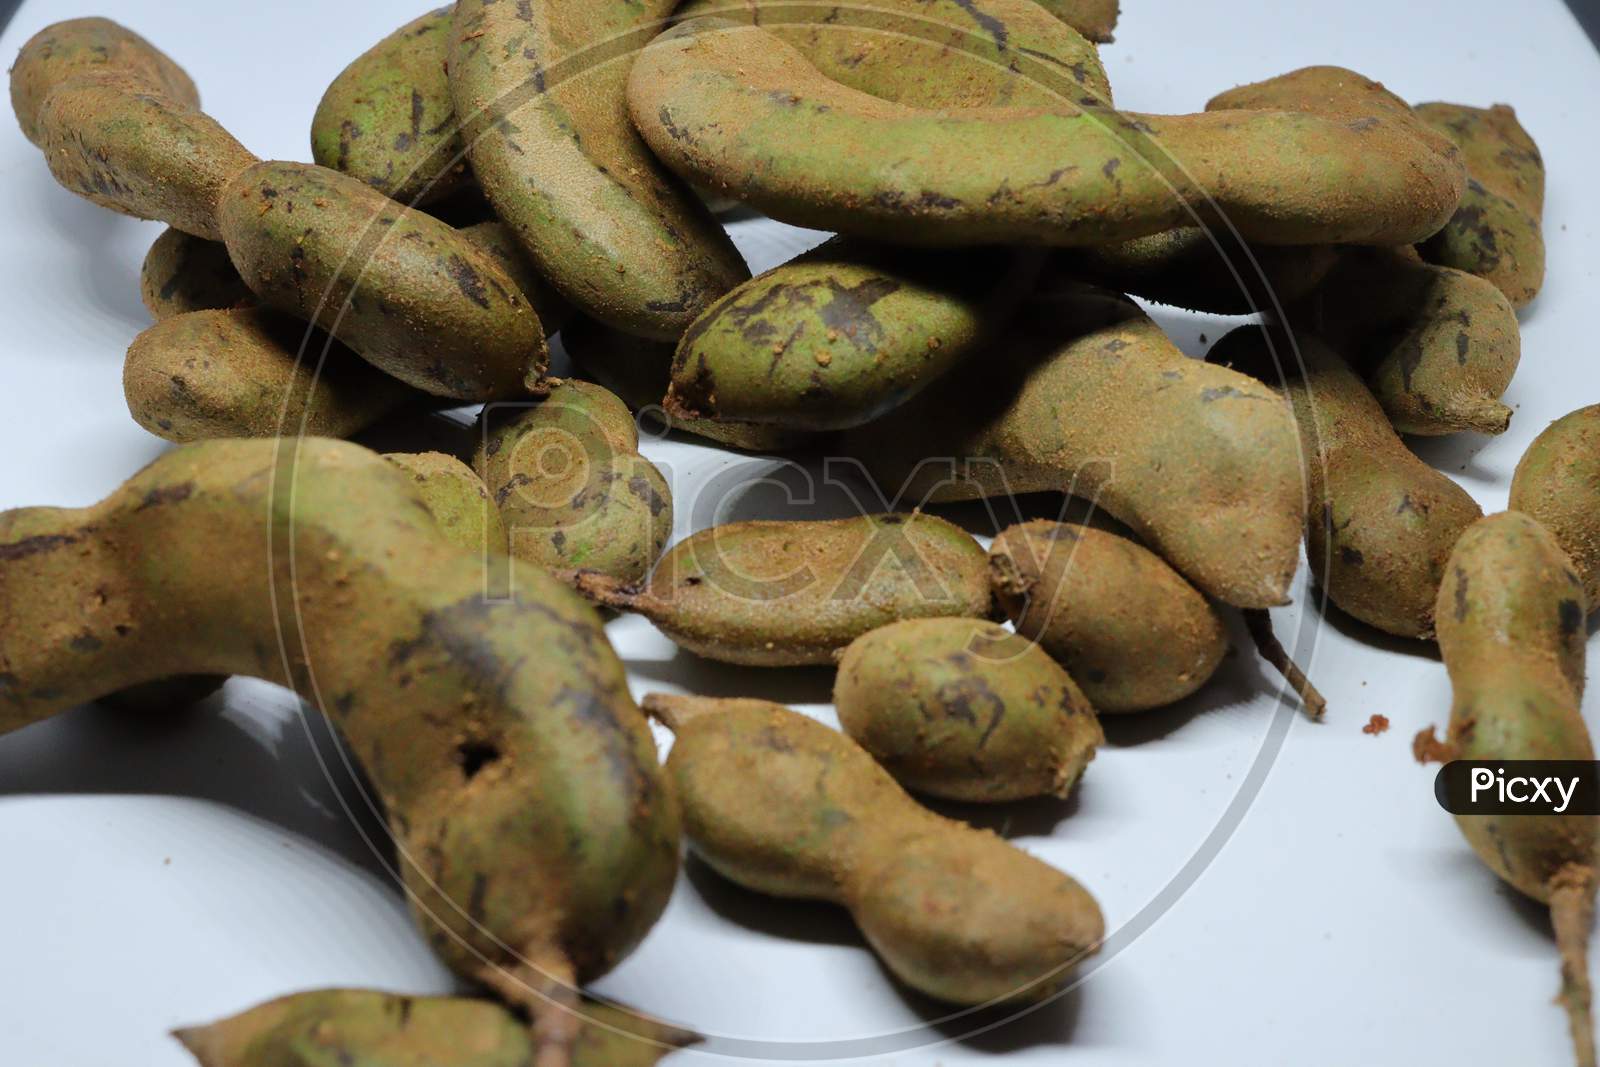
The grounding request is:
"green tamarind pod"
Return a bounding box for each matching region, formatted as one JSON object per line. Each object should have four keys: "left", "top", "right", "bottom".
{"left": 561, "top": 314, "right": 811, "bottom": 452}
{"left": 219, "top": 161, "right": 546, "bottom": 401}
{"left": 1210, "top": 327, "right": 1483, "bottom": 638}
{"left": 1054, "top": 230, "right": 1340, "bottom": 316}
{"left": 123, "top": 308, "right": 421, "bottom": 443}
{"left": 448, "top": 0, "right": 748, "bottom": 341}
{"left": 645, "top": 693, "right": 1104, "bottom": 1004}
{"left": 311, "top": 7, "right": 471, "bottom": 207}
{"left": 174, "top": 989, "right": 700, "bottom": 1067}
{"left": 840, "top": 280, "right": 1304, "bottom": 610}
{"left": 1416, "top": 512, "right": 1595, "bottom": 1067}
{"left": 475, "top": 381, "right": 673, "bottom": 586}
{"left": 629, "top": 25, "right": 1462, "bottom": 247}
{"left": 385, "top": 451, "right": 509, "bottom": 558}
{"left": 989, "top": 521, "right": 1228, "bottom": 712}
{"left": 673, "top": 0, "right": 1113, "bottom": 111}
{"left": 457, "top": 220, "right": 572, "bottom": 337}
{"left": 140, "top": 228, "right": 254, "bottom": 320}
{"left": 669, "top": 239, "right": 1044, "bottom": 430}
{"left": 0, "top": 438, "right": 680, "bottom": 1059}
{"left": 34, "top": 73, "right": 258, "bottom": 240}
{"left": 1291, "top": 247, "right": 1520, "bottom": 436}
{"left": 1034, "top": 0, "right": 1120, "bottom": 42}
{"left": 1511, "top": 405, "right": 1600, "bottom": 609}
{"left": 834, "top": 617, "right": 1103, "bottom": 802}
{"left": 1415, "top": 102, "right": 1546, "bottom": 308}
{"left": 10, "top": 17, "right": 198, "bottom": 146}
{"left": 573, "top": 514, "right": 992, "bottom": 666}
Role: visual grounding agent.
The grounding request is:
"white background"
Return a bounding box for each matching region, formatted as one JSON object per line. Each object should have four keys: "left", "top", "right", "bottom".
{"left": 1, "top": 1, "right": 1598, "bottom": 1064}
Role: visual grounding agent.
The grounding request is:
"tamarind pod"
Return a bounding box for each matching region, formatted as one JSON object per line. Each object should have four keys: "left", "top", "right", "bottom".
{"left": 1053, "top": 230, "right": 1340, "bottom": 316}
{"left": 35, "top": 73, "right": 258, "bottom": 240}
{"left": 840, "top": 280, "right": 1304, "bottom": 610}
{"left": 560, "top": 314, "right": 812, "bottom": 452}
{"left": 1417, "top": 512, "right": 1595, "bottom": 1067}
{"left": 645, "top": 693, "right": 1104, "bottom": 1005}
{"left": 448, "top": 0, "right": 748, "bottom": 341}
{"left": 174, "top": 988, "right": 699, "bottom": 1067}
{"left": 668, "top": 238, "right": 1044, "bottom": 431}
{"left": 572, "top": 514, "right": 993, "bottom": 666}
{"left": 1210, "top": 326, "right": 1483, "bottom": 638}
{"left": 834, "top": 617, "right": 1103, "bottom": 802}
{"left": 0, "top": 438, "right": 681, "bottom": 1051}
{"left": 1415, "top": 102, "right": 1545, "bottom": 308}
{"left": 673, "top": 0, "right": 1112, "bottom": 110}
{"left": 311, "top": 7, "right": 471, "bottom": 207}
{"left": 219, "top": 161, "right": 546, "bottom": 401}
{"left": 140, "top": 228, "right": 256, "bottom": 320}
{"left": 123, "top": 308, "right": 422, "bottom": 443}
{"left": 10, "top": 17, "right": 198, "bottom": 146}
{"left": 1291, "top": 247, "right": 1520, "bottom": 437}
{"left": 1511, "top": 405, "right": 1600, "bottom": 609}
{"left": 385, "top": 452, "right": 509, "bottom": 558}
{"left": 474, "top": 382, "right": 673, "bottom": 586}
{"left": 628, "top": 25, "right": 1462, "bottom": 247}
{"left": 989, "top": 521, "right": 1228, "bottom": 712}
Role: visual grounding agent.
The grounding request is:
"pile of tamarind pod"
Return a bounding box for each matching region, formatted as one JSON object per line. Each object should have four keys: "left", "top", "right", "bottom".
{"left": 2, "top": 1, "right": 1592, "bottom": 1065}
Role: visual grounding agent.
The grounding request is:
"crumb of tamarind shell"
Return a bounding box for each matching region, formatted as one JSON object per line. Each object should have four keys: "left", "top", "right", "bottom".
{"left": 1363, "top": 714, "right": 1390, "bottom": 736}
{"left": 1412, "top": 727, "right": 1460, "bottom": 763}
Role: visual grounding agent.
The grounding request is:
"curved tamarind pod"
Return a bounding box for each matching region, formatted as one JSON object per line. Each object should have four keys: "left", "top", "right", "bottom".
{"left": 219, "top": 161, "right": 546, "bottom": 401}
{"left": 1415, "top": 102, "right": 1546, "bottom": 308}
{"left": 1416, "top": 512, "right": 1594, "bottom": 1067}
{"left": 645, "top": 693, "right": 1104, "bottom": 1005}
{"left": 10, "top": 17, "right": 198, "bottom": 146}
{"left": 311, "top": 7, "right": 471, "bottom": 207}
{"left": 0, "top": 438, "right": 681, "bottom": 1057}
{"left": 1210, "top": 326, "right": 1483, "bottom": 638}
{"left": 123, "top": 308, "right": 422, "bottom": 443}
{"left": 834, "top": 617, "right": 1103, "bottom": 802}
{"left": 448, "top": 0, "right": 748, "bottom": 341}
{"left": 1511, "top": 405, "right": 1600, "bottom": 609}
{"left": 989, "top": 521, "right": 1228, "bottom": 712}
{"left": 1053, "top": 230, "right": 1340, "bottom": 315}
{"left": 475, "top": 381, "right": 673, "bottom": 586}
{"left": 141, "top": 228, "right": 255, "bottom": 320}
{"left": 1291, "top": 246, "right": 1520, "bottom": 437}
{"left": 560, "top": 314, "right": 811, "bottom": 452}
{"left": 669, "top": 239, "right": 1043, "bottom": 430}
{"left": 628, "top": 23, "right": 1462, "bottom": 247}
{"left": 840, "top": 280, "right": 1304, "bottom": 610}
{"left": 673, "top": 0, "right": 1112, "bottom": 110}
{"left": 174, "top": 988, "right": 700, "bottom": 1067}
{"left": 385, "top": 452, "right": 509, "bottom": 558}
{"left": 572, "top": 514, "right": 992, "bottom": 666}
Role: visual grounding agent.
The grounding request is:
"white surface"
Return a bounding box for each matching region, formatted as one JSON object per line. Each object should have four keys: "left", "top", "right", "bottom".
{"left": 0, "top": 1, "right": 1597, "bottom": 1065}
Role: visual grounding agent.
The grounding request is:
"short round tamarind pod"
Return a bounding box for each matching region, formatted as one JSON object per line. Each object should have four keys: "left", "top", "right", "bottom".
{"left": 560, "top": 314, "right": 812, "bottom": 452}
{"left": 572, "top": 513, "right": 993, "bottom": 666}
{"left": 0, "top": 438, "right": 681, "bottom": 1053}
{"left": 310, "top": 7, "right": 472, "bottom": 208}
{"left": 140, "top": 228, "right": 255, "bottom": 320}
{"left": 1415, "top": 102, "right": 1546, "bottom": 309}
{"left": 448, "top": 0, "right": 748, "bottom": 341}
{"left": 219, "top": 161, "right": 547, "bottom": 401}
{"left": 668, "top": 238, "right": 1044, "bottom": 431}
{"left": 10, "top": 17, "right": 198, "bottom": 146}
{"left": 1511, "top": 405, "right": 1600, "bottom": 609}
{"left": 989, "top": 520, "right": 1228, "bottom": 712}
{"left": 645, "top": 693, "right": 1104, "bottom": 1005}
{"left": 834, "top": 617, "right": 1103, "bottom": 802}
{"left": 1291, "top": 246, "right": 1520, "bottom": 437}
{"left": 840, "top": 279, "right": 1305, "bottom": 610}
{"left": 1210, "top": 326, "right": 1483, "bottom": 638}
{"left": 123, "top": 307, "right": 422, "bottom": 443}
{"left": 385, "top": 451, "right": 509, "bottom": 559}
{"left": 173, "top": 988, "right": 700, "bottom": 1067}
{"left": 474, "top": 381, "right": 673, "bottom": 586}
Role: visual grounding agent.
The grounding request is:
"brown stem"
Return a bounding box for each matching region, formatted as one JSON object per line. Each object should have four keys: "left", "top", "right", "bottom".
{"left": 1551, "top": 870, "right": 1598, "bottom": 1067}
{"left": 1242, "top": 609, "right": 1327, "bottom": 721}
{"left": 477, "top": 952, "right": 580, "bottom": 1067}
{"left": 564, "top": 569, "right": 646, "bottom": 613}
{"left": 640, "top": 692, "right": 722, "bottom": 733}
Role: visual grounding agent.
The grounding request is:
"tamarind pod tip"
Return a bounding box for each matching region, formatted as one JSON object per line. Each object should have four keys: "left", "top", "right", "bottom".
{"left": 1551, "top": 872, "right": 1598, "bottom": 1067}
{"left": 640, "top": 692, "right": 714, "bottom": 733}
{"left": 169, "top": 1026, "right": 216, "bottom": 1067}
{"left": 566, "top": 570, "right": 645, "bottom": 611}
{"left": 477, "top": 954, "right": 580, "bottom": 1067}
{"left": 1242, "top": 609, "right": 1327, "bottom": 721}
{"left": 1462, "top": 396, "right": 1515, "bottom": 436}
